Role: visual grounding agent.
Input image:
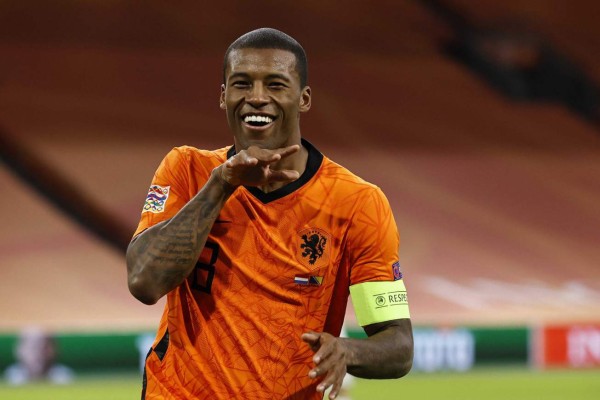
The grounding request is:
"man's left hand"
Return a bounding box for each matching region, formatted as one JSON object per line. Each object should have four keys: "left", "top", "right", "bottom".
{"left": 301, "top": 331, "right": 350, "bottom": 400}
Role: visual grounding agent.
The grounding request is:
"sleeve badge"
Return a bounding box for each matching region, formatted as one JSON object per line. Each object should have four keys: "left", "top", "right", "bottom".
{"left": 392, "top": 261, "right": 403, "bottom": 281}
{"left": 142, "top": 185, "right": 170, "bottom": 214}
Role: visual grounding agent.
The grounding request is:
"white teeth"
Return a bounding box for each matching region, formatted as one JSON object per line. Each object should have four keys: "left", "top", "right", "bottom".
{"left": 244, "top": 115, "right": 273, "bottom": 124}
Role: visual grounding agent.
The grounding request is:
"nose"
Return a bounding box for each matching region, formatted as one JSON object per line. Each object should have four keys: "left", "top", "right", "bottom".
{"left": 246, "top": 82, "right": 269, "bottom": 107}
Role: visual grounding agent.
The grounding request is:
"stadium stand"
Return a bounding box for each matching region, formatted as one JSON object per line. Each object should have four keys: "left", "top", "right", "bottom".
{"left": 0, "top": 1, "right": 599, "bottom": 333}
{"left": 443, "top": 0, "right": 600, "bottom": 83}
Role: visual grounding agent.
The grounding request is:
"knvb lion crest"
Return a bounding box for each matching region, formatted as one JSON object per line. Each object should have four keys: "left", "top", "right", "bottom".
{"left": 297, "top": 228, "right": 331, "bottom": 270}
{"left": 301, "top": 233, "right": 327, "bottom": 265}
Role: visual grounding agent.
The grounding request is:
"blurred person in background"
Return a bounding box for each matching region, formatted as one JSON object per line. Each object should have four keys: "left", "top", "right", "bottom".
{"left": 4, "top": 327, "right": 74, "bottom": 385}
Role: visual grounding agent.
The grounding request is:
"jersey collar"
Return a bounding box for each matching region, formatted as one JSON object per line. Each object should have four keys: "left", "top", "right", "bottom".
{"left": 226, "top": 138, "right": 324, "bottom": 204}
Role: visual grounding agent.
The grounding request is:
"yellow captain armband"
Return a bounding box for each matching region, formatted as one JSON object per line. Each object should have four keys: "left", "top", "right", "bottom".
{"left": 349, "top": 280, "right": 410, "bottom": 326}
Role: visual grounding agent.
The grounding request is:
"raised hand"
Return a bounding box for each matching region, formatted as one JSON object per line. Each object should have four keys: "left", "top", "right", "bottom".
{"left": 302, "top": 331, "right": 349, "bottom": 400}
{"left": 217, "top": 145, "right": 301, "bottom": 187}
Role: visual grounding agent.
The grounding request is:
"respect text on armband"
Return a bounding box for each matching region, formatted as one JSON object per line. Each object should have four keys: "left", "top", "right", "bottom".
{"left": 374, "top": 291, "right": 408, "bottom": 309}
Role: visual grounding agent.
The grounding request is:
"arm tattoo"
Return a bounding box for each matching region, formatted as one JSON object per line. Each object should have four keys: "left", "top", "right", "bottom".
{"left": 127, "top": 173, "right": 234, "bottom": 302}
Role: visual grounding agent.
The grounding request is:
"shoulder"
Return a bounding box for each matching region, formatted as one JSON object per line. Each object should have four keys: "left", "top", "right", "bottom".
{"left": 319, "top": 156, "right": 384, "bottom": 199}
{"left": 167, "top": 145, "right": 230, "bottom": 164}
{"left": 306, "top": 156, "right": 392, "bottom": 223}
{"left": 160, "top": 145, "right": 230, "bottom": 172}
{"left": 153, "top": 145, "right": 231, "bottom": 187}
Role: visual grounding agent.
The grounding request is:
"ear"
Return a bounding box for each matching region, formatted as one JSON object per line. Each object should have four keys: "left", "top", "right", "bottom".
{"left": 219, "top": 84, "right": 226, "bottom": 110}
{"left": 299, "top": 86, "right": 311, "bottom": 112}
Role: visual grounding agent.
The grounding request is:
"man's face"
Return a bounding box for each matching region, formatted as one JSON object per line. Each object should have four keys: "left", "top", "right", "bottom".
{"left": 220, "top": 48, "right": 311, "bottom": 150}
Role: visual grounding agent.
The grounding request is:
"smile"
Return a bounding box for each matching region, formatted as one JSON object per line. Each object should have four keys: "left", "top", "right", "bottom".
{"left": 242, "top": 114, "right": 276, "bottom": 128}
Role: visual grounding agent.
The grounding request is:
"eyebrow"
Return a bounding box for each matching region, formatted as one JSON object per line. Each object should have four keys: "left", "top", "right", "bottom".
{"left": 265, "top": 73, "right": 291, "bottom": 82}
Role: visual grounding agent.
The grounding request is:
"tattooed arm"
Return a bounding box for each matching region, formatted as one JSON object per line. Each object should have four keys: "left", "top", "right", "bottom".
{"left": 126, "top": 145, "right": 301, "bottom": 305}
{"left": 126, "top": 168, "right": 234, "bottom": 304}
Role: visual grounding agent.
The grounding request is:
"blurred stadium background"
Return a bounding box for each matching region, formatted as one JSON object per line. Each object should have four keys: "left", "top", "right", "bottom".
{"left": 0, "top": 1, "right": 599, "bottom": 399}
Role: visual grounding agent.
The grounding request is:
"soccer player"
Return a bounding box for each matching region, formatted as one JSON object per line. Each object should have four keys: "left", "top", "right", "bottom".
{"left": 4, "top": 327, "right": 74, "bottom": 385}
{"left": 126, "top": 28, "right": 413, "bottom": 400}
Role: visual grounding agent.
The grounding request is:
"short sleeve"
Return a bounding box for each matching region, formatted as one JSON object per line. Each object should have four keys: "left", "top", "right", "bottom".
{"left": 133, "top": 148, "right": 193, "bottom": 238}
{"left": 347, "top": 187, "right": 400, "bottom": 285}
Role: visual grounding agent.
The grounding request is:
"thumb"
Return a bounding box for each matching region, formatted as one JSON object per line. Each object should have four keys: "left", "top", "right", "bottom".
{"left": 301, "top": 331, "right": 321, "bottom": 345}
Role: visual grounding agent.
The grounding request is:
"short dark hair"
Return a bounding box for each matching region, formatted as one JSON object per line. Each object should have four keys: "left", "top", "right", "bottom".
{"left": 223, "top": 28, "right": 308, "bottom": 88}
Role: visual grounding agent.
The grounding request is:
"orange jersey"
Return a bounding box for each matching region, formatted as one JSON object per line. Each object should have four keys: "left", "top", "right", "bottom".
{"left": 135, "top": 140, "right": 401, "bottom": 399}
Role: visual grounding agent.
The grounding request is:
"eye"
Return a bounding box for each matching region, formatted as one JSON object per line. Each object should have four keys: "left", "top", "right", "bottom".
{"left": 268, "top": 82, "right": 287, "bottom": 89}
{"left": 232, "top": 81, "right": 250, "bottom": 88}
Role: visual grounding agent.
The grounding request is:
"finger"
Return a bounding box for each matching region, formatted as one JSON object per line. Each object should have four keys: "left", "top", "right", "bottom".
{"left": 317, "top": 380, "right": 331, "bottom": 393}
{"left": 308, "top": 352, "right": 330, "bottom": 377}
{"left": 256, "top": 153, "right": 282, "bottom": 165}
{"left": 266, "top": 170, "right": 300, "bottom": 183}
{"left": 312, "top": 336, "right": 335, "bottom": 364}
{"left": 244, "top": 147, "right": 281, "bottom": 164}
{"left": 275, "top": 144, "right": 300, "bottom": 159}
{"left": 310, "top": 346, "right": 338, "bottom": 377}
{"left": 246, "top": 145, "right": 300, "bottom": 165}
{"left": 316, "top": 374, "right": 336, "bottom": 394}
{"left": 228, "top": 153, "right": 258, "bottom": 167}
{"left": 329, "top": 382, "right": 342, "bottom": 400}
{"left": 316, "top": 369, "right": 345, "bottom": 399}
{"left": 301, "top": 332, "right": 320, "bottom": 344}
{"left": 302, "top": 332, "right": 321, "bottom": 352}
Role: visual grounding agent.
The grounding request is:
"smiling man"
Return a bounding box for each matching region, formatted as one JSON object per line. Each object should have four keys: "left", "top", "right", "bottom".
{"left": 126, "top": 28, "right": 413, "bottom": 400}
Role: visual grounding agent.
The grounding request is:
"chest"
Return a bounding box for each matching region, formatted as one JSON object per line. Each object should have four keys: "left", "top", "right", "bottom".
{"left": 190, "top": 190, "right": 350, "bottom": 301}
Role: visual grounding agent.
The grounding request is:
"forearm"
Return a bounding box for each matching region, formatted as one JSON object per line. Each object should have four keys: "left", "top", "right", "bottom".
{"left": 344, "top": 320, "right": 413, "bottom": 379}
{"left": 126, "top": 169, "right": 235, "bottom": 304}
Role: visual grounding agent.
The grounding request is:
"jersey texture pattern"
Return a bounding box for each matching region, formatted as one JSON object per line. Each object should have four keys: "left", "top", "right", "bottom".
{"left": 135, "top": 140, "right": 403, "bottom": 399}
